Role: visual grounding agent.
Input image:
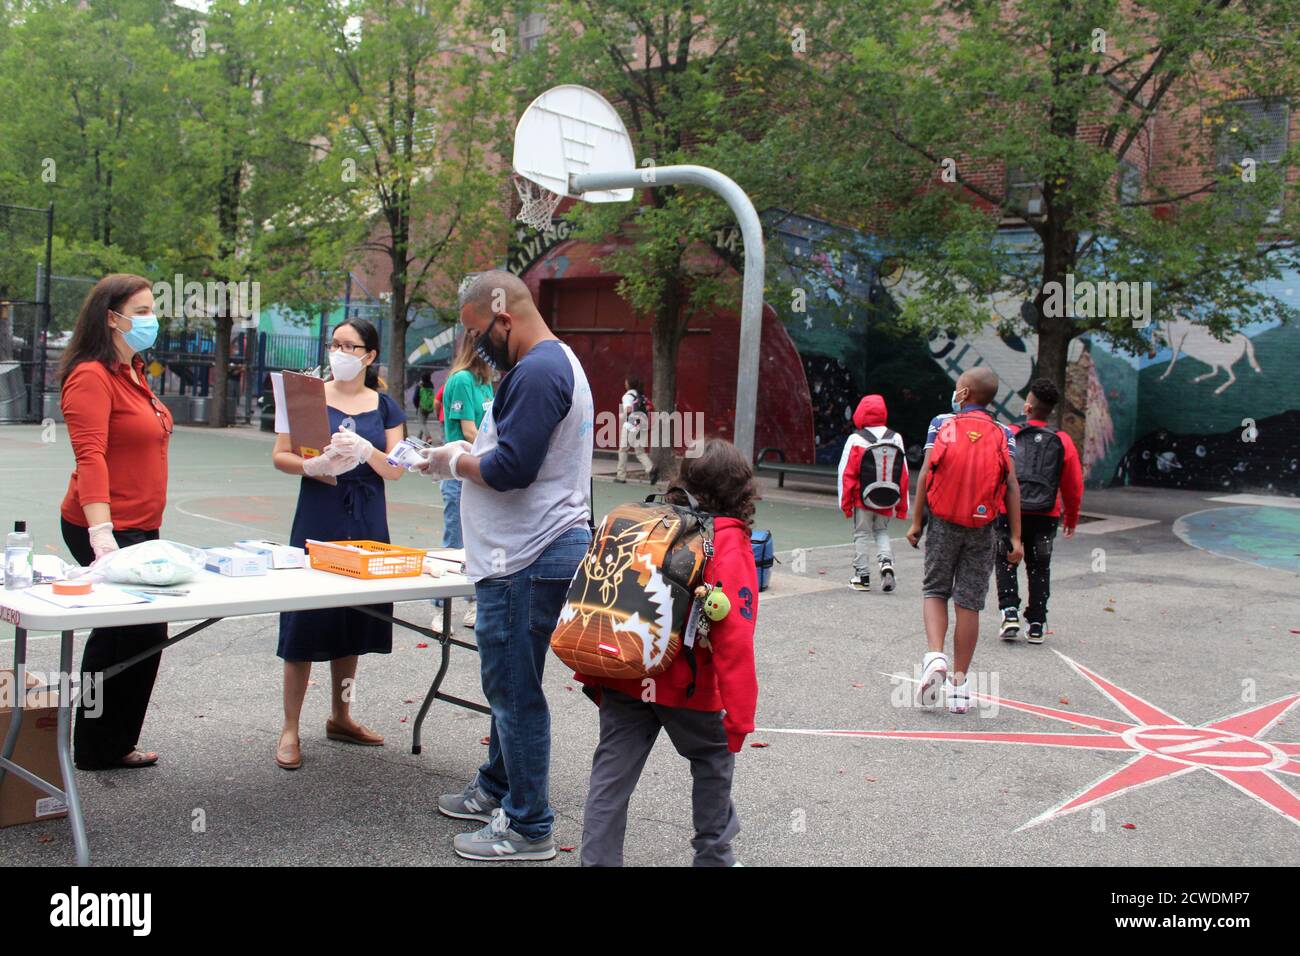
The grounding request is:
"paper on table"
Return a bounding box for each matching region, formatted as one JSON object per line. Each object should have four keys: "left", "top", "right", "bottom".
{"left": 270, "top": 371, "right": 290, "bottom": 434}
{"left": 425, "top": 548, "right": 466, "bottom": 563}
{"left": 25, "top": 584, "right": 151, "bottom": 609}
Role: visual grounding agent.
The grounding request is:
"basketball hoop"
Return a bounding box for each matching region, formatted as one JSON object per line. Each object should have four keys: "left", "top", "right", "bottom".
{"left": 513, "top": 173, "right": 564, "bottom": 231}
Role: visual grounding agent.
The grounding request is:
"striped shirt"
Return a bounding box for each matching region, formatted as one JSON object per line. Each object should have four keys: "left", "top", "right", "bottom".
{"left": 925, "top": 405, "right": 1017, "bottom": 459}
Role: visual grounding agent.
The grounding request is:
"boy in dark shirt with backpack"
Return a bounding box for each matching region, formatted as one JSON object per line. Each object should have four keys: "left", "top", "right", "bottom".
{"left": 906, "top": 367, "right": 1023, "bottom": 714}
{"left": 995, "top": 378, "right": 1084, "bottom": 644}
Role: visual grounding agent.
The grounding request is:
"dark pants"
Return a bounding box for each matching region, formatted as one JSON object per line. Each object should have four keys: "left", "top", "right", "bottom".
{"left": 61, "top": 517, "right": 165, "bottom": 770}
{"left": 581, "top": 688, "right": 739, "bottom": 867}
{"left": 995, "top": 514, "right": 1059, "bottom": 624}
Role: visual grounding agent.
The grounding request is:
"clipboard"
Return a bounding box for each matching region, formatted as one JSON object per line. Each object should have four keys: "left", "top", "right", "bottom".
{"left": 280, "top": 371, "right": 336, "bottom": 486}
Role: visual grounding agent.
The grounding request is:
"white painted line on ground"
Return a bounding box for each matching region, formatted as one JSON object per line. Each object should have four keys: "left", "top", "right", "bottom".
{"left": 1075, "top": 512, "right": 1160, "bottom": 534}
{"left": 1208, "top": 494, "right": 1300, "bottom": 510}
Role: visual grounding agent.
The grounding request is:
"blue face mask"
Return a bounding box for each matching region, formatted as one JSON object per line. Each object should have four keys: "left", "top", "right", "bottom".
{"left": 950, "top": 389, "right": 964, "bottom": 413}
{"left": 114, "top": 312, "right": 159, "bottom": 353}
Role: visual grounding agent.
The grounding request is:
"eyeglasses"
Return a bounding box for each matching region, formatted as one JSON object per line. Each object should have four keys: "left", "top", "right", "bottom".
{"left": 327, "top": 341, "right": 368, "bottom": 354}
{"left": 149, "top": 395, "right": 174, "bottom": 436}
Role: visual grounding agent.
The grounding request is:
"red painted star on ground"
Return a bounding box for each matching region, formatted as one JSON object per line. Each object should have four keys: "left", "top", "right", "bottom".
{"left": 759, "top": 652, "right": 1300, "bottom": 830}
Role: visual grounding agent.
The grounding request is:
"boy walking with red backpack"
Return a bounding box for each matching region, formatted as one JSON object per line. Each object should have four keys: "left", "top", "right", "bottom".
{"left": 906, "top": 368, "right": 1023, "bottom": 714}
{"left": 837, "top": 394, "right": 909, "bottom": 592}
{"left": 996, "top": 378, "right": 1083, "bottom": 644}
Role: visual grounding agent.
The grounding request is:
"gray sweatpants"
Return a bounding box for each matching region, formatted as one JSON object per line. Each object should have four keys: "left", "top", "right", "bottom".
{"left": 581, "top": 688, "right": 739, "bottom": 867}
{"left": 853, "top": 509, "right": 894, "bottom": 574}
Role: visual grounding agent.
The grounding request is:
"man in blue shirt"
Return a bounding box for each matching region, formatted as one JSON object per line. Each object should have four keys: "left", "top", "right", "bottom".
{"left": 420, "top": 270, "right": 593, "bottom": 861}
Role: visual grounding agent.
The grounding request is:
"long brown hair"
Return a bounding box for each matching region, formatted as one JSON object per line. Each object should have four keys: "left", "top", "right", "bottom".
{"left": 447, "top": 329, "right": 492, "bottom": 385}
{"left": 60, "top": 274, "right": 152, "bottom": 385}
{"left": 669, "top": 437, "right": 758, "bottom": 533}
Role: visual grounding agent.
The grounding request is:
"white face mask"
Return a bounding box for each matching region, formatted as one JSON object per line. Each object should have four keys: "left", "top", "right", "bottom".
{"left": 330, "top": 351, "right": 365, "bottom": 382}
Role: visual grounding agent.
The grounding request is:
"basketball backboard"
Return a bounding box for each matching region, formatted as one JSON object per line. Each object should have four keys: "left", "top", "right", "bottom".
{"left": 512, "top": 85, "right": 635, "bottom": 203}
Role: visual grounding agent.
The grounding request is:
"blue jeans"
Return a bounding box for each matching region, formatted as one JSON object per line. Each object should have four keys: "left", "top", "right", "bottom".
{"left": 440, "top": 478, "right": 463, "bottom": 548}
{"left": 472, "top": 525, "right": 591, "bottom": 839}
{"left": 435, "top": 479, "right": 463, "bottom": 610}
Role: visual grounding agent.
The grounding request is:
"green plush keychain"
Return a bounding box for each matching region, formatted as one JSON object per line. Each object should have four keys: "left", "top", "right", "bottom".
{"left": 694, "top": 583, "right": 731, "bottom": 622}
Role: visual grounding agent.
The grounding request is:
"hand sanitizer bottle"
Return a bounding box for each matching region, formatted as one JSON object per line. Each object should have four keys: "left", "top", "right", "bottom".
{"left": 5, "top": 521, "right": 34, "bottom": 590}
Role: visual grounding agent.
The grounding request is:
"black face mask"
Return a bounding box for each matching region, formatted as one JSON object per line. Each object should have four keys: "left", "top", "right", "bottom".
{"left": 474, "top": 315, "right": 513, "bottom": 373}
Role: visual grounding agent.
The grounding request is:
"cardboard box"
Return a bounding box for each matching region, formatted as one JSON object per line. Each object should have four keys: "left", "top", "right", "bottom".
{"left": 0, "top": 670, "right": 69, "bottom": 828}
{"left": 205, "top": 547, "right": 268, "bottom": 577}
{"left": 233, "top": 540, "right": 305, "bottom": 569}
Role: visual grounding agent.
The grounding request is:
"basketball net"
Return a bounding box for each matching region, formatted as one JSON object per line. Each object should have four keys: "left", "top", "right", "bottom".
{"left": 513, "top": 173, "right": 564, "bottom": 231}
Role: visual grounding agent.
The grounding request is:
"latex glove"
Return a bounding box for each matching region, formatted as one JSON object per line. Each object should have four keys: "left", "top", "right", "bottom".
{"left": 330, "top": 428, "right": 374, "bottom": 469}
{"left": 88, "top": 522, "right": 119, "bottom": 561}
{"left": 417, "top": 440, "right": 472, "bottom": 480}
{"left": 302, "top": 443, "right": 354, "bottom": 478}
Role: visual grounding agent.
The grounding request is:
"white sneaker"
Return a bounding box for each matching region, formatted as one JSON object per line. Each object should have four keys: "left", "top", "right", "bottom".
{"left": 429, "top": 609, "right": 453, "bottom": 636}
{"left": 462, "top": 604, "right": 477, "bottom": 628}
{"left": 946, "top": 678, "right": 971, "bottom": 714}
{"left": 916, "top": 652, "right": 949, "bottom": 708}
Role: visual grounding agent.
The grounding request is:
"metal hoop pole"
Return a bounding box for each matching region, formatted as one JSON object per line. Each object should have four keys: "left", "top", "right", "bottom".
{"left": 569, "top": 165, "right": 764, "bottom": 462}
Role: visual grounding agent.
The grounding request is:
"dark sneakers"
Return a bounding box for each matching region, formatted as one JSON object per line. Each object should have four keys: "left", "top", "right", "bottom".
{"left": 850, "top": 573, "right": 870, "bottom": 591}
{"left": 1026, "top": 621, "right": 1045, "bottom": 644}
{"left": 879, "top": 558, "right": 896, "bottom": 593}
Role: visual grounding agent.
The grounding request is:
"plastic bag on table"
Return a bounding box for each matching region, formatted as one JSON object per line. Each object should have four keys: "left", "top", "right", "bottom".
{"left": 72, "top": 540, "right": 207, "bottom": 586}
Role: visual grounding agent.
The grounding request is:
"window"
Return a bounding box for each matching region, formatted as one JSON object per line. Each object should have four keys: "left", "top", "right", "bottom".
{"left": 1214, "top": 97, "right": 1290, "bottom": 224}
{"left": 1116, "top": 159, "right": 1142, "bottom": 205}
{"left": 519, "top": 12, "right": 547, "bottom": 52}
{"left": 1005, "top": 164, "right": 1045, "bottom": 219}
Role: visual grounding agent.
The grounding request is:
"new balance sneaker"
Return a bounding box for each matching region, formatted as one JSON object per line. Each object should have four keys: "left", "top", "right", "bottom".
{"left": 999, "top": 607, "right": 1021, "bottom": 641}
{"left": 916, "top": 651, "right": 949, "bottom": 708}
{"left": 878, "top": 558, "right": 896, "bottom": 593}
{"left": 850, "top": 573, "right": 870, "bottom": 592}
{"left": 453, "top": 808, "right": 557, "bottom": 862}
{"left": 1026, "top": 621, "right": 1045, "bottom": 645}
{"left": 429, "top": 609, "right": 454, "bottom": 637}
{"left": 946, "top": 678, "right": 971, "bottom": 714}
{"left": 462, "top": 603, "right": 477, "bottom": 628}
{"left": 436, "top": 780, "right": 500, "bottom": 823}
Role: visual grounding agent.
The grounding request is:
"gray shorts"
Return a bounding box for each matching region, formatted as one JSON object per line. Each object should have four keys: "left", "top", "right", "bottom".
{"left": 922, "top": 516, "right": 996, "bottom": 611}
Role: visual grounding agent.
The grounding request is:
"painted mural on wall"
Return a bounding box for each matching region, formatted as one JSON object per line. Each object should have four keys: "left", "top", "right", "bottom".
{"left": 1115, "top": 410, "right": 1299, "bottom": 495}
{"left": 1115, "top": 270, "right": 1300, "bottom": 496}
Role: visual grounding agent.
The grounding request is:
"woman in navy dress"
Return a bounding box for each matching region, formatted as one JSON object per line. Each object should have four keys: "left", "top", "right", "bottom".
{"left": 270, "top": 319, "right": 407, "bottom": 770}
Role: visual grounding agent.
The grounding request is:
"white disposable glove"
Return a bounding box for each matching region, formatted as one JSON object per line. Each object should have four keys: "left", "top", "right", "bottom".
{"left": 301, "top": 442, "right": 355, "bottom": 478}
{"left": 87, "top": 522, "right": 119, "bottom": 561}
{"left": 417, "top": 440, "right": 472, "bottom": 481}
{"left": 329, "top": 428, "right": 374, "bottom": 469}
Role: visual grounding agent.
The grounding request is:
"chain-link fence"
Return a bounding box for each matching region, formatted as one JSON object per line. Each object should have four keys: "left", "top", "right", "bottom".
{"left": 0, "top": 203, "right": 53, "bottom": 423}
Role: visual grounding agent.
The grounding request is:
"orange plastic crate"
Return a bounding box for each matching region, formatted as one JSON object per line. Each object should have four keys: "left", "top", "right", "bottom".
{"left": 307, "top": 540, "right": 425, "bottom": 580}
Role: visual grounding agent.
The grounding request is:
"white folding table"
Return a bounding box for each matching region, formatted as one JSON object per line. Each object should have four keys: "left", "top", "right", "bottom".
{"left": 0, "top": 566, "right": 480, "bottom": 865}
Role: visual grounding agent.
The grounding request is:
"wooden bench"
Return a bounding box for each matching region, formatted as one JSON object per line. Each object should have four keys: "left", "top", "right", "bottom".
{"left": 755, "top": 448, "right": 838, "bottom": 489}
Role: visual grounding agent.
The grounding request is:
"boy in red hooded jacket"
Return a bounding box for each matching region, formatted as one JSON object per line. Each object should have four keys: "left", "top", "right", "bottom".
{"left": 577, "top": 438, "right": 759, "bottom": 867}
{"left": 837, "top": 394, "right": 910, "bottom": 592}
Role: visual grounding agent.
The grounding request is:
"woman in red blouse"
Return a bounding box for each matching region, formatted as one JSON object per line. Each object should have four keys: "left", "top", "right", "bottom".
{"left": 60, "top": 274, "right": 173, "bottom": 770}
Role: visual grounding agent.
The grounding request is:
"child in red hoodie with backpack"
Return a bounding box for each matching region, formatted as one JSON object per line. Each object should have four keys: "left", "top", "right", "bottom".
{"left": 577, "top": 438, "right": 759, "bottom": 867}
{"left": 837, "top": 394, "right": 910, "bottom": 592}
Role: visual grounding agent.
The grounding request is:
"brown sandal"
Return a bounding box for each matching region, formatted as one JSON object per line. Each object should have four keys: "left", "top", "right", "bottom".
{"left": 325, "top": 718, "right": 384, "bottom": 746}
{"left": 276, "top": 734, "right": 302, "bottom": 770}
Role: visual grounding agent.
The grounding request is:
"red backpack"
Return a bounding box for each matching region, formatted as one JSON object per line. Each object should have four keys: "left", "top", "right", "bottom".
{"left": 925, "top": 412, "right": 1009, "bottom": 527}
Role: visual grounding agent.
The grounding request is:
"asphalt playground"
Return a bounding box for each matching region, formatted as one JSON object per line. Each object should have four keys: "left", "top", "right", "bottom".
{"left": 1, "top": 423, "right": 1298, "bottom": 867}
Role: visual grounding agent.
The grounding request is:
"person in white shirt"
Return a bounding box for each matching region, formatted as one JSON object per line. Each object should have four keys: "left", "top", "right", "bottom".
{"left": 615, "top": 376, "right": 656, "bottom": 483}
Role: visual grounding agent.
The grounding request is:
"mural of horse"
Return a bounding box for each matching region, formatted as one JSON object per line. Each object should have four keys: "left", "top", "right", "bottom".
{"left": 1153, "top": 316, "right": 1263, "bottom": 395}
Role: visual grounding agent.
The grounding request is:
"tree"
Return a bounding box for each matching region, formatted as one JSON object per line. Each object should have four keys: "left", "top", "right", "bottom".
{"left": 279, "top": 0, "right": 511, "bottom": 402}
{"left": 803, "top": 0, "right": 1300, "bottom": 403}
{"left": 504, "top": 0, "right": 830, "bottom": 470}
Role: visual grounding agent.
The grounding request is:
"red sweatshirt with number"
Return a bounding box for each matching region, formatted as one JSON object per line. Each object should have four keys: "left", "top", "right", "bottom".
{"left": 574, "top": 516, "right": 760, "bottom": 752}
